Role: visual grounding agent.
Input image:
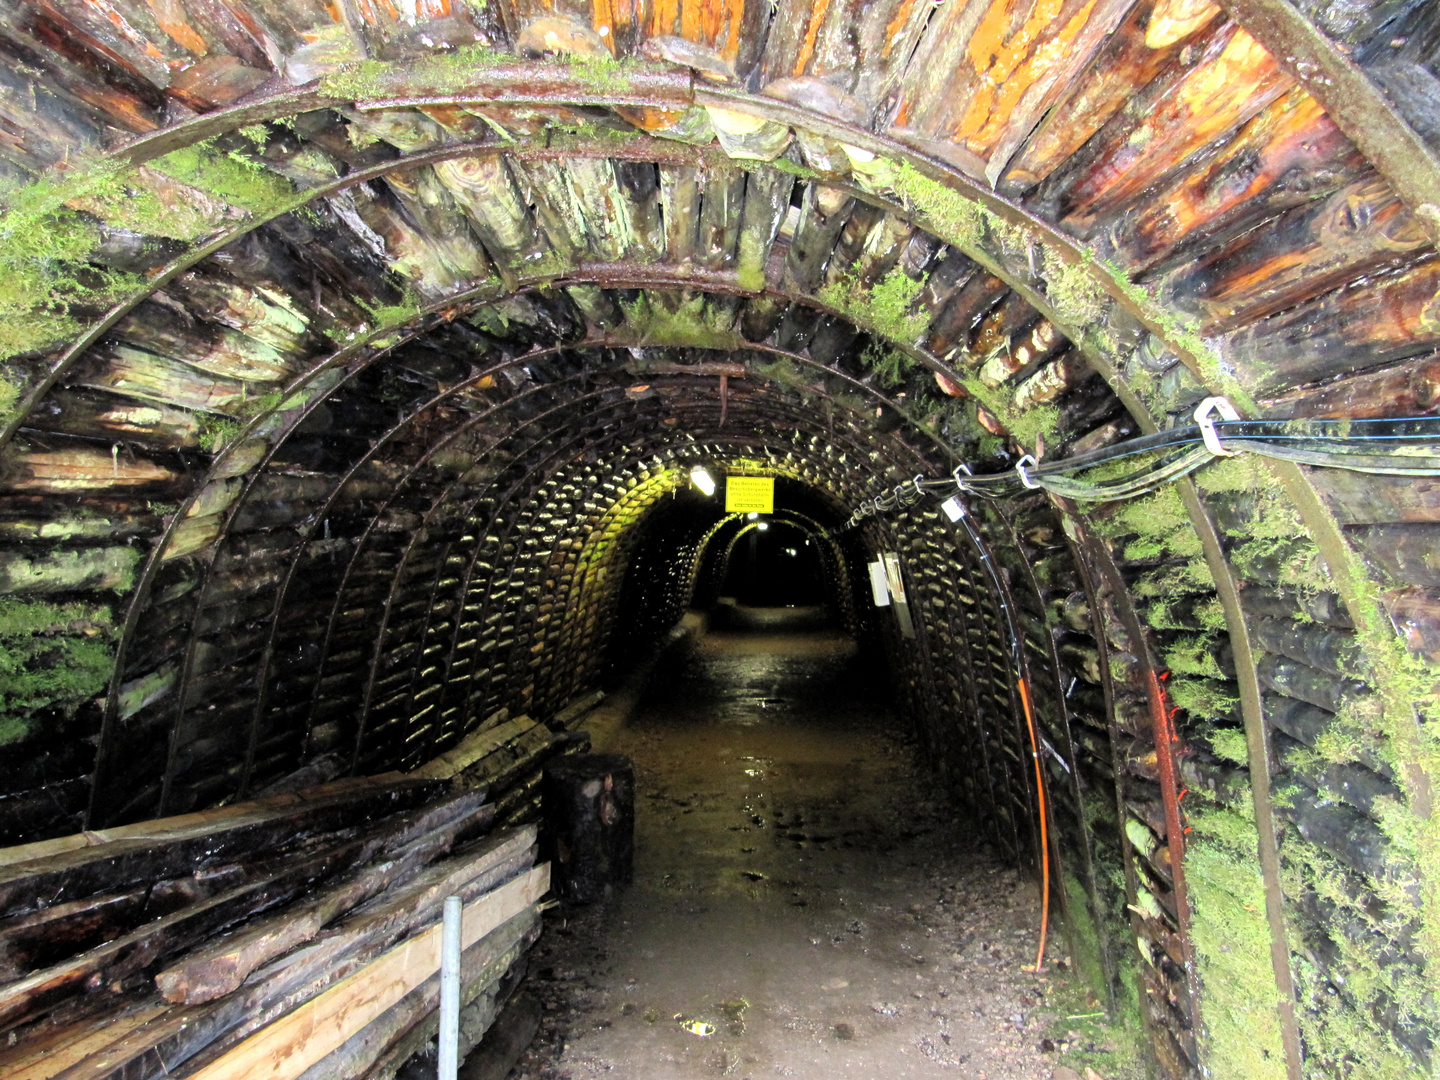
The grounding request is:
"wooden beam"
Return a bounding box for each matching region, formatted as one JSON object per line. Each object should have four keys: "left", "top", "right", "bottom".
{"left": 185, "top": 864, "right": 549, "bottom": 1080}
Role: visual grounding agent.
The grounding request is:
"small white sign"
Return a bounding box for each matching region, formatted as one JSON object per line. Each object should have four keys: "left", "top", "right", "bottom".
{"left": 941, "top": 497, "right": 963, "bottom": 522}
{"left": 868, "top": 559, "right": 891, "bottom": 607}
{"left": 883, "top": 553, "right": 907, "bottom": 604}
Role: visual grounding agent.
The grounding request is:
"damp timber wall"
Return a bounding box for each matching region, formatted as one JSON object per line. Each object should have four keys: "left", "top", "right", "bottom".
{"left": 1, "top": 0, "right": 1440, "bottom": 1077}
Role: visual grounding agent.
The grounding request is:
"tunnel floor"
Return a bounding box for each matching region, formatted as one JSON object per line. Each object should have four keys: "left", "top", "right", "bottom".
{"left": 513, "top": 610, "right": 1140, "bottom": 1080}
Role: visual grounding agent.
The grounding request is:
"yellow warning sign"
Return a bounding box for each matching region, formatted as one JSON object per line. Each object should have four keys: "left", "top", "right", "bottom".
{"left": 725, "top": 475, "right": 774, "bottom": 514}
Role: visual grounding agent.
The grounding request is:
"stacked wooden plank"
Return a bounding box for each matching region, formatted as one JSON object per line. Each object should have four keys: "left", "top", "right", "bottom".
{"left": 416, "top": 708, "right": 593, "bottom": 828}
{"left": 0, "top": 770, "right": 551, "bottom": 1080}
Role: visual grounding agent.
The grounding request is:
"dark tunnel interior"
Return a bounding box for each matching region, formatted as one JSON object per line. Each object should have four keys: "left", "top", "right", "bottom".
{"left": 2, "top": 1, "right": 1440, "bottom": 1077}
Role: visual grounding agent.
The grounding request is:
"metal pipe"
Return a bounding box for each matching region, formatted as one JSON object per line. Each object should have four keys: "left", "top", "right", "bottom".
{"left": 439, "top": 895, "right": 463, "bottom": 1080}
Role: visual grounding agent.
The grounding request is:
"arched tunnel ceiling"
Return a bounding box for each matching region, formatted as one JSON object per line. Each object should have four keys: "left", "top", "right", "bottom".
{"left": 4, "top": 3, "right": 1440, "bottom": 1078}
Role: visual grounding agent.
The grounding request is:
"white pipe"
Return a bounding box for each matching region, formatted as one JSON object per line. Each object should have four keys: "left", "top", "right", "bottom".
{"left": 438, "top": 895, "right": 462, "bottom": 1080}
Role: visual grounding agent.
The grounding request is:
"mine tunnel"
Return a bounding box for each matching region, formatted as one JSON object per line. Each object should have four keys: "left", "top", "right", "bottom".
{"left": 2, "top": 0, "right": 1440, "bottom": 1077}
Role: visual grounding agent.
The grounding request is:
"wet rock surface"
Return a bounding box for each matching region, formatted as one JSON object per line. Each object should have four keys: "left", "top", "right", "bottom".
{"left": 509, "top": 613, "right": 1135, "bottom": 1079}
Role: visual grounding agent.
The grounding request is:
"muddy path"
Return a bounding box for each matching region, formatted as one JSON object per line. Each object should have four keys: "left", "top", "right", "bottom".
{"left": 512, "top": 612, "right": 1139, "bottom": 1080}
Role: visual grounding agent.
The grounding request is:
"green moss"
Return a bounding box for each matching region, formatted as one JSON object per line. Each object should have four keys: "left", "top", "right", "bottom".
{"left": 765, "top": 156, "right": 819, "bottom": 181}
{"left": 1168, "top": 676, "right": 1238, "bottom": 720}
{"left": 562, "top": 52, "right": 640, "bottom": 95}
{"left": 891, "top": 160, "right": 986, "bottom": 251}
{"left": 0, "top": 165, "right": 141, "bottom": 361}
{"left": 0, "top": 547, "right": 139, "bottom": 595}
{"left": 956, "top": 374, "right": 1060, "bottom": 451}
{"left": 196, "top": 414, "right": 242, "bottom": 453}
{"left": 617, "top": 293, "right": 743, "bottom": 349}
{"left": 817, "top": 265, "right": 929, "bottom": 344}
{"left": 1043, "top": 249, "right": 1111, "bottom": 326}
{"left": 1285, "top": 835, "right": 1425, "bottom": 1079}
{"left": 861, "top": 342, "right": 914, "bottom": 389}
{"left": 1186, "top": 804, "right": 1289, "bottom": 1080}
{"left": 1165, "top": 637, "right": 1226, "bottom": 680}
{"left": 1208, "top": 727, "right": 1250, "bottom": 765}
{"left": 151, "top": 140, "right": 295, "bottom": 216}
{"left": 1044, "top": 894, "right": 1147, "bottom": 1080}
{"left": 0, "top": 599, "right": 115, "bottom": 746}
{"left": 321, "top": 44, "right": 642, "bottom": 103}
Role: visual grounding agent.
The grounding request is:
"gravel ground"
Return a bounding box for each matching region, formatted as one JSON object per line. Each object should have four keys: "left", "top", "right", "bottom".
{"left": 507, "top": 613, "right": 1142, "bottom": 1080}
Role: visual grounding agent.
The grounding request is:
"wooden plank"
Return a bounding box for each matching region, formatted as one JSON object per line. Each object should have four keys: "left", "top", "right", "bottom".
{"left": 154, "top": 796, "right": 494, "bottom": 1004}
{"left": 293, "top": 910, "right": 539, "bottom": 1080}
{"left": 0, "top": 1002, "right": 170, "bottom": 1080}
{"left": 0, "top": 824, "right": 415, "bottom": 1031}
{"left": 0, "top": 774, "right": 413, "bottom": 865}
{"left": 553, "top": 690, "right": 604, "bottom": 729}
{"left": 52, "top": 831, "right": 538, "bottom": 1080}
{"left": 0, "top": 777, "right": 438, "bottom": 915}
{"left": 184, "top": 864, "right": 550, "bottom": 1080}
{"left": 412, "top": 717, "right": 536, "bottom": 780}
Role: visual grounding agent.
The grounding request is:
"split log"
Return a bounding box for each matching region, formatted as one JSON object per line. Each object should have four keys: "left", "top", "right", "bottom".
{"left": 75, "top": 345, "right": 257, "bottom": 416}
{"left": 1383, "top": 589, "right": 1440, "bottom": 662}
{"left": 1177, "top": 753, "right": 1248, "bottom": 808}
{"left": 1109, "top": 87, "right": 1357, "bottom": 272}
{"left": 1284, "top": 784, "right": 1399, "bottom": 885}
{"left": 658, "top": 163, "right": 701, "bottom": 265}
{"left": 1307, "top": 471, "right": 1440, "bottom": 526}
{"left": 379, "top": 167, "right": 494, "bottom": 286}
{"left": 543, "top": 753, "right": 634, "bottom": 903}
{"left": 0, "top": 890, "right": 147, "bottom": 982}
{"left": 1224, "top": 258, "right": 1440, "bottom": 394}
{"left": 0, "top": 443, "right": 181, "bottom": 497}
{"left": 1054, "top": 23, "right": 1293, "bottom": 231}
{"left": 783, "top": 184, "right": 853, "bottom": 293}
{"left": 24, "top": 388, "right": 201, "bottom": 449}
{"left": 1346, "top": 523, "right": 1440, "bottom": 588}
{"left": 696, "top": 163, "right": 746, "bottom": 270}
{"left": 1249, "top": 617, "right": 1362, "bottom": 678}
{"left": 923, "top": 271, "right": 1006, "bottom": 361}
{"left": 112, "top": 301, "right": 303, "bottom": 384}
{"left": 1167, "top": 174, "right": 1429, "bottom": 334}
{"left": 896, "top": 0, "right": 1132, "bottom": 186}
{"left": 1257, "top": 655, "right": 1370, "bottom": 716}
{"left": 433, "top": 156, "right": 550, "bottom": 283}
{"left": 1241, "top": 585, "right": 1352, "bottom": 629}
{"left": 1275, "top": 742, "right": 1400, "bottom": 818}
{"left": 1260, "top": 349, "right": 1440, "bottom": 420}
{"left": 1001, "top": 342, "right": 1083, "bottom": 407}
{"left": 1001, "top": 1, "right": 1220, "bottom": 194}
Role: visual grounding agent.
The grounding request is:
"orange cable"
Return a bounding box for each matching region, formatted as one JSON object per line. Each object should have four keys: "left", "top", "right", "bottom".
{"left": 1017, "top": 675, "right": 1050, "bottom": 972}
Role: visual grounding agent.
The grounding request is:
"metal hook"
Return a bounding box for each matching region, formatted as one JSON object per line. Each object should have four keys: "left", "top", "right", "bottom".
{"left": 1015, "top": 453, "right": 1041, "bottom": 489}
{"left": 1193, "top": 396, "right": 1240, "bottom": 457}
